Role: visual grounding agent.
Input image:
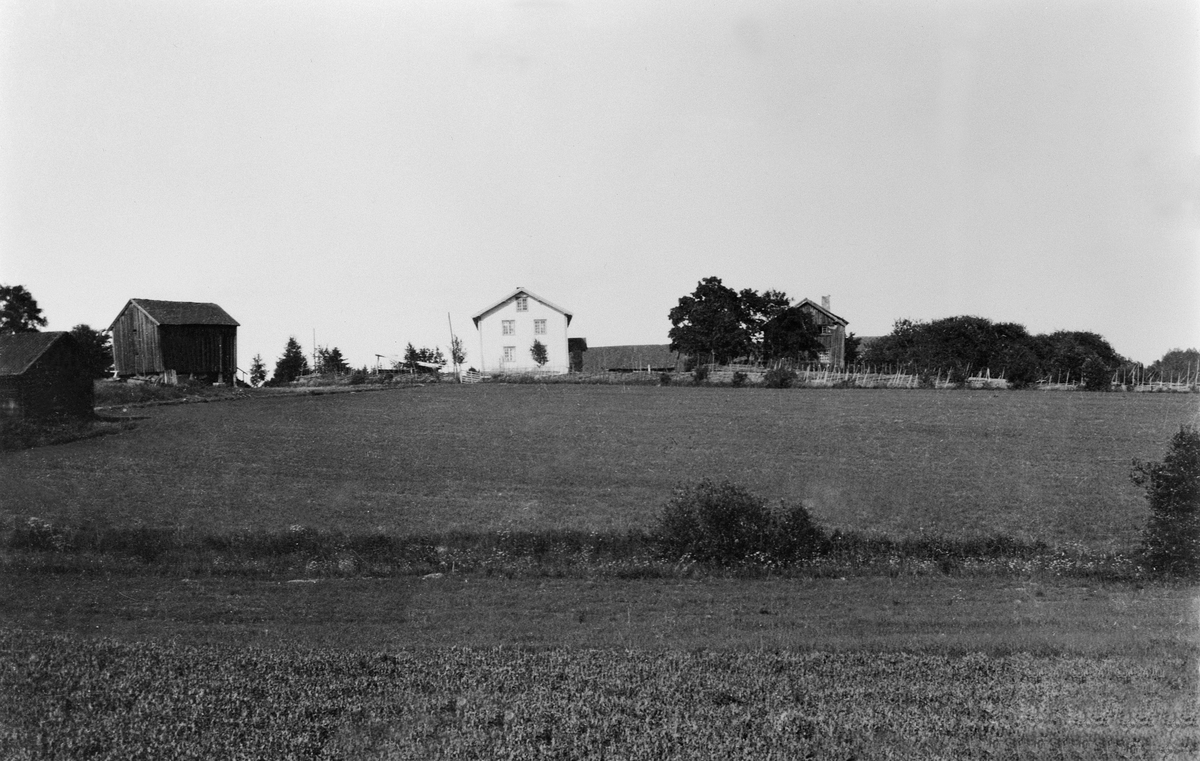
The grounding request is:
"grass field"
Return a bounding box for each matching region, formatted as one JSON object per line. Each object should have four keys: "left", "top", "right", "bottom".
{"left": 2, "top": 385, "right": 1197, "bottom": 758}
{"left": 2, "top": 385, "right": 1195, "bottom": 547}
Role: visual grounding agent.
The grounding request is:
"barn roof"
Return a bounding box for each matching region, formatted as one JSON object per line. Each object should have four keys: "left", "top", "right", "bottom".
{"left": 581, "top": 344, "right": 684, "bottom": 372}
{"left": 109, "top": 299, "right": 239, "bottom": 330}
{"left": 472, "top": 287, "right": 573, "bottom": 327}
{"left": 794, "top": 298, "right": 849, "bottom": 326}
{"left": 0, "top": 331, "right": 71, "bottom": 376}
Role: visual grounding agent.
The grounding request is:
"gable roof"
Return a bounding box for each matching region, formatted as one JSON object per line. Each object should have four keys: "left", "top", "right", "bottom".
{"left": 109, "top": 299, "right": 239, "bottom": 330}
{"left": 794, "top": 298, "right": 849, "bottom": 326}
{"left": 0, "top": 332, "right": 71, "bottom": 376}
{"left": 472, "top": 287, "right": 573, "bottom": 327}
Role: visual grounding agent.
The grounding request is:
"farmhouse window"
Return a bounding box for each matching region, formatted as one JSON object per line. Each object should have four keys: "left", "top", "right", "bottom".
{"left": 502, "top": 320, "right": 515, "bottom": 336}
{"left": 534, "top": 319, "right": 546, "bottom": 335}
{"left": 503, "top": 346, "right": 515, "bottom": 363}
{"left": 516, "top": 296, "right": 528, "bottom": 312}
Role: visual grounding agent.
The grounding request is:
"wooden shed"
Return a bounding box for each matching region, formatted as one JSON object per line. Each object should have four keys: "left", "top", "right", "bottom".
{"left": 108, "top": 299, "right": 239, "bottom": 383}
{"left": 0, "top": 332, "right": 95, "bottom": 420}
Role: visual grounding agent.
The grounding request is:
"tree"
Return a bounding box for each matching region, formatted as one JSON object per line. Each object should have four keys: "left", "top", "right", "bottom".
{"left": 1031, "top": 331, "right": 1124, "bottom": 382}
{"left": 273, "top": 337, "right": 309, "bottom": 383}
{"left": 0, "top": 284, "right": 47, "bottom": 334}
{"left": 530, "top": 339, "right": 549, "bottom": 367}
{"left": 668, "top": 277, "right": 754, "bottom": 365}
{"left": 761, "top": 305, "right": 824, "bottom": 364}
{"left": 249, "top": 354, "right": 267, "bottom": 387}
{"left": 844, "top": 332, "right": 862, "bottom": 365}
{"left": 739, "top": 288, "right": 791, "bottom": 360}
{"left": 68, "top": 324, "right": 113, "bottom": 378}
{"left": 450, "top": 336, "right": 466, "bottom": 378}
{"left": 1132, "top": 425, "right": 1200, "bottom": 576}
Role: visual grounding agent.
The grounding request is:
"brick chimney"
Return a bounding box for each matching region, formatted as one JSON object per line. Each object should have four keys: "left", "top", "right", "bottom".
{"left": 821, "top": 295, "right": 830, "bottom": 311}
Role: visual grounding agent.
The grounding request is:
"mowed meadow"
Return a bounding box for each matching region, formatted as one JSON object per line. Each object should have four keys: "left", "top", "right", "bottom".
{"left": 2, "top": 384, "right": 1196, "bottom": 547}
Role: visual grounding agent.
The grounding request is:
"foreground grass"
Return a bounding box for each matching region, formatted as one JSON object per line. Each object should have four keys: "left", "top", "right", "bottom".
{"left": 3, "top": 385, "right": 1196, "bottom": 549}
{"left": 2, "top": 573, "right": 1195, "bottom": 759}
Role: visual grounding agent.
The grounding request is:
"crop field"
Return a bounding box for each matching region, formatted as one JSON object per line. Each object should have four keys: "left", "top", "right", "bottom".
{"left": 2, "top": 385, "right": 1197, "bottom": 758}
{"left": 2, "top": 384, "right": 1196, "bottom": 546}
{"left": 2, "top": 627, "right": 1195, "bottom": 760}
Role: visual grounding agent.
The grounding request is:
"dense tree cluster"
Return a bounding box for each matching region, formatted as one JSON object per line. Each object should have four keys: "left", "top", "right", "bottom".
{"left": 668, "top": 277, "right": 824, "bottom": 365}
{"left": 315, "top": 346, "right": 349, "bottom": 375}
{"left": 1149, "top": 348, "right": 1200, "bottom": 383}
{"left": 399, "top": 343, "right": 446, "bottom": 373}
{"left": 860, "top": 316, "right": 1130, "bottom": 387}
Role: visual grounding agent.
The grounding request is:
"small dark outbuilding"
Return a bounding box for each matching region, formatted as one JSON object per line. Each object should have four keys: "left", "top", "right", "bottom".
{"left": 0, "top": 332, "right": 95, "bottom": 420}
{"left": 108, "top": 299, "right": 239, "bottom": 383}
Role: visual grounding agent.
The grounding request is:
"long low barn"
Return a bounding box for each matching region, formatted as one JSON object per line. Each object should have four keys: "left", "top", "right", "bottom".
{"left": 0, "top": 332, "right": 94, "bottom": 420}
{"left": 579, "top": 344, "right": 686, "bottom": 373}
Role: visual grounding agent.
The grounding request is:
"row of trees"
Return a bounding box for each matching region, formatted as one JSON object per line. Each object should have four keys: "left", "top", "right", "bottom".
{"left": 667, "top": 276, "right": 835, "bottom": 365}
{"left": 261, "top": 338, "right": 470, "bottom": 386}
{"left": 861, "top": 316, "right": 1131, "bottom": 388}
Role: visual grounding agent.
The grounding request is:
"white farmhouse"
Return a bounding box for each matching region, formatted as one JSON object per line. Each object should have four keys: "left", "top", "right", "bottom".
{"left": 472, "top": 287, "right": 573, "bottom": 374}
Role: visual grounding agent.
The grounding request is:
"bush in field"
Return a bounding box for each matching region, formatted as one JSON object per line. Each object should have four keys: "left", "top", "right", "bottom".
{"left": 731, "top": 371, "right": 748, "bottom": 387}
{"left": 762, "top": 367, "right": 796, "bottom": 389}
{"left": 1132, "top": 425, "right": 1200, "bottom": 576}
{"left": 653, "top": 479, "right": 825, "bottom": 566}
{"left": 692, "top": 365, "right": 709, "bottom": 384}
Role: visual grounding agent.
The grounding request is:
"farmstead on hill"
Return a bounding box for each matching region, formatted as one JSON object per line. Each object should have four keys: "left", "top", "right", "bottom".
{"left": 472, "top": 287, "right": 573, "bottom": 374}
{"left": 0, "top": 331, "right": 94, "bottom": 420}
{"left": 108, "top": 299, "right": 239, "bottom": 385}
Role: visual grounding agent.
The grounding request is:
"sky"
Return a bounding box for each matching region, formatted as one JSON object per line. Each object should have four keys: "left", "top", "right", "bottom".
{"left": 1, "top": 0, "right": 1197, "bottom": 372}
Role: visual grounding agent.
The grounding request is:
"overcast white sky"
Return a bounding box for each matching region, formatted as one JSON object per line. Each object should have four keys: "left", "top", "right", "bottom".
{"left": 2, "top": 0, "right": 1197, "bottom": 370}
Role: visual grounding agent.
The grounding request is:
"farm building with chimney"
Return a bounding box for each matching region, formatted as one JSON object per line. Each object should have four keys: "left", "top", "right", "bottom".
{"left": 796, "top": 296, "right": 849, "bottom": 366}
{"left": 108, "top": 299, "right": 239, "bottom": 383}
{"left": 0, "top": 332, "right": 94, "bottom": 420}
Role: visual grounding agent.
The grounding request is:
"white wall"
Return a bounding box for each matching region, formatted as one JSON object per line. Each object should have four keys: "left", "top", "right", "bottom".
{"left": 476, "top": 295, "right": 570, "bottom": 373}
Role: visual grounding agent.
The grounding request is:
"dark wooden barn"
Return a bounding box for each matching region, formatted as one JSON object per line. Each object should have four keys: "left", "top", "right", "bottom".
{"left": 0, "top": 332, "right": 95, "bottom": 420}
{"left": 108, "top": 299, "right": 239, "bottom": 383}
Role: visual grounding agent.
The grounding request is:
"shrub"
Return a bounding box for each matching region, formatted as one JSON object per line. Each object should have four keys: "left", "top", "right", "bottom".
{"left": 762, "top": 367, "right": 796, "bottom": 389}
{"left": 1081, "top": 355, "right": 1112, "bottom": 391}
{"left": 731, "top": 371, "right": 748, "bottom": 388}
{"left": 659, "top": 372, "right": 672, "bottom": 386}
{"left": 652, "top": 479, "right": 825, "bottom": 566}
{"left": 692, "top": 365, "right": 710, "bottom": 384}
{"left": 1132, "top": 424, "right": 1200, "bottom": 576}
